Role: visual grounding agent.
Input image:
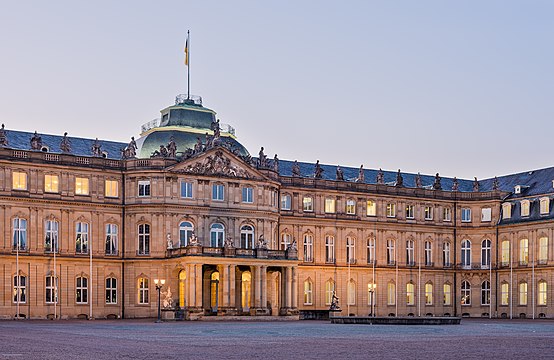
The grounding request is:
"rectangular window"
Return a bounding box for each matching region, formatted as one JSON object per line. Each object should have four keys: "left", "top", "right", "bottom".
{"left": 44, "top": 220, "right": 59, "bottom": 253}
{"left": 242, "top": 187, "right": 253, "bottom": 203}
{"left": 367, "top": 283, "right": 376, "bottom": 306}
{"left": 45, "top": 276, "right": 58, "bottom": 304}
{"left": 281, "top": 194, "right": 291, "bottom": 210}
{"left": 346, "top": 200, "right": 356, "bottom": 215}
{"left": 13, "top": 275, "right": 26, "bottom": 303}
{"left": 138, "top": 224, "right": 150, "bottom": 255}
{"left": 386, "top": 203, "right": 396, "bottom": 218}
{"left": 519, "top": 282, "right": 528, "bottom": 305}
{"left": 212, "top": 184, "right": 224, "bottom": 201}
{"left": 501, "top": 240, "right": 510, "bottom": 266}
{"left": 387, "top": 283, "right": 396, "bottom": 305}
{"left": 481, "top": 208, "right": 492, "bottom": 222}
{"left": 425, "top": 283, "right": 433, "bottom": 305}
{"left": 406, "top": 283, "right": 415, "bottom": 305}
{"left": 180, "top": 181, "right": 193, "bottom": 198}
{"left": 106, "top": 277, "right": 117, "bottom": 304}
{"left": 76, "top": 277, "right": 88, "bottom": 304}
{"left": 443, "top": 207, "right": 452, "bottom": 222}
{"left": 538, "top": 281, "right": 547, "bottom": 306}
{"left": 304, "top": 281, "right": 313, "bottom": 305}
{"left": 13, "top": 218, "right": 27, "bottom": 250}
{"left": 424, "top": 206, "right": 433, "bottom": 220}
{"left": 443, "top": 284, "right": 451, "bottom": 306}
{"left": 405, "top": 205, "right": 414, "bottom": 219}
{"left": 521, "top": 201, "right": 530, "bottom": 217}
{"left": 138, "top": 278, "right": 149, "bottom": 304}
{"left": 75, "top": 222, "right": 89, "bottom": 254}
{"left": 461, "top": 208, "right": 471, "bottom": 222}
{"left": 324, "top": 198, "right": 336, "bottom": 213}
{"left": 502, "top": 203, "right": 512, "bottom": 219}
{"left": 540, "top": 198, "right": 550, "bottom": 215}
{"left": 501, "top": 283, "right": 509, "bottom": 306}
{"left": 539, "top": 237, "right": 548, "bottom": 263}
{"left": 105, "top": 180, "right": 118, "bottom": 198}
{"left": 105, "top": 224, "right": 118, "bottom": 255}
{"left": 519, "top": 238, "right": 529, "bottom": 265}
{"left": 44, "top": 174, "right": 59, "bottom": 193}
{"left": 12, "top": 171, "right": 27, "bottom": 190}
{"left": 138, "top": 180, "right": 151, "bottom": 197}
{"left": 303, "top": 197, "right": 313, "bottom": 212}
{"left": 75, "top": 177, "right": 89, "bottom": 195}
{"left": 366, "top": 200, "right": 376, "bottom": 216}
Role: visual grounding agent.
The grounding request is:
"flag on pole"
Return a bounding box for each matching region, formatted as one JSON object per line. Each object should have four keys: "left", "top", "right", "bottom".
{"left": 184, "top": 35, "right": 189, "bottom": 66}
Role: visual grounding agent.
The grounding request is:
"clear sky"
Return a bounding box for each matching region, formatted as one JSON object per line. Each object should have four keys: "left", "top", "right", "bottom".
{"left": 1, "top": 1, "right": 552, "bottom": 179}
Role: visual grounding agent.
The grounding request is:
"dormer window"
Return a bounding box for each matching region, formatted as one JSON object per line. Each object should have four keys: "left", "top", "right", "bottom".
{"left": 514, "top": 185, "right": 522, "bottom": 194}
{"left": 502, "top": 203, "right": 512, "bottom": 219}
{"left": 520, "top": 200, "right": 530, "bottom": 217}
{"left": 539, "top": 197, "right": 550, "bottom": 215}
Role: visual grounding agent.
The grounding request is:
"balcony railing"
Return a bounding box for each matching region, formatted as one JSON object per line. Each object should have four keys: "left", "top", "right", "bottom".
{"left": 167, "top": 246, "right": 291, "bottom": 260}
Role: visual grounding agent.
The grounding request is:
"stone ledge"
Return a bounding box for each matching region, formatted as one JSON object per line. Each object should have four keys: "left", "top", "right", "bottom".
{"left": 331, "top": 316, "right": 461, "bottom": 325}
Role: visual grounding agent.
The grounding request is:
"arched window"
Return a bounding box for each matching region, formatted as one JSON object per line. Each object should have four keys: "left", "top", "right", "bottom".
{"left": 406, "top": 240, "right": 414, "bottom": 266}
{"left": 138, "top": 224, "right": 150, "bottom": 255}
{"left": 45, "top": 219, "right": 59, "bottom": 253}
{"left": 461, "top": 280, "right": 471, "bottom": 305}
{"left": 179, "top": 221, "right": 194, "bottom": 247}
{"left": 106, "top": 277, "right": 117, "bottom": 305}
{"left": 424, "top": 241, "right": 432, "bottom": 266}
{"left": 442, "top": 242, "right": 451, "bottom": 267}
{"left": 210, "top": 223, "right": 225, "bottom": 247}
{"left": 240, "top": 225, "right": 255, "bottom": 249}
{"left": 406, "top": 282, "right": 415, "bottom": 305}
{"left": 501, "top": 240, "right": 510, "bottom": 266}
{"left": 13, "top": 217, "right": 27, "bottom": 250}
{"left": 367, "top": 237, "right": 375, "bottom": 264}
{"left": 387, "top": 282, "right": 396, "bottom": 305}
{"left": 347, "top": 280, "right": 356, "bottom": 305}
{"left": 481, "top": 239, "right": 491, "bottom": 268}
{"left": 519, "top": 239, "right": 529, "bottom": 265}
{"left": 138, "top": 277, "right": 149, "bottom": 304}
{"left": 76, "top": 276, "right": 88, "bottom": 304}
{"left": 461, "top": 239, "right": 471, "bottom": 268}
{"left": 325, "top": 235, "right": 335, "bottom": 263}
{"left": 425, "top": 282, "right": 433, "bottom": 305}
{"left": 325, "top": 280, "right": 335, "bottom": 305}
{"left": 538, "top": 280, "right": 547, "bottom": 306}
{"left": 75, "top": 222, "right": 89, "bottom": 254}
{"left": 105, "top": 224, "right": 118, "bottom": 255}
{"left": 387, "top": 239, "right": 395, "bottom": 265}
{"left": 481, "top": 280, "right": 490, "bottom": 305}
{"left": 346, "top": 236, "right": 355, "bottom": 264}
{"left": 241, "top": 271, "right": 251, "bottom": 311}
{"left": 501, "top": 282, "right": 509, "bottom": 306}
{"left": 281, "top": 232, "right": 292, "bottom": 250}
{"left": 304, "top": 280, "right": 313, "bottom": 305}
{"left": 519, "top": 282, "right": 528, "bottom": 305}
{"left": 303, "top": 233, "right": 313, "bottom": 262}
{"left": 13, "top": 274, "right": 26, "bottom": 303}
{"left": 443, "top": 283, "right": 451, "bottom": 305}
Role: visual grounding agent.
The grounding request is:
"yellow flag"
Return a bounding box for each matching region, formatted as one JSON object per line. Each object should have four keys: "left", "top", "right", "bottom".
{"left": 184, "top": 37, "right": 189, "bottom": 66}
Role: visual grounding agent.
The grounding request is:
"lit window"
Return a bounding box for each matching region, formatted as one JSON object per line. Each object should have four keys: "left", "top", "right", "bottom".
{"left": 367, "top": 283, "right": 376, "bottom": 306}
{"left": 501, "top": 282, "right": 509, "bottom": 306}
{"left": 13, "top": 218, "right": 27, "bottom": 251}
{"left": 105, "top": 224, "right": 118, "bottom": 255}
{"left": 346, "top": 236, "right": 355, "bottom": 264}
{"left": 425, "top": 283, "right": 433, "bottom": 305}
{"left": 12, "top": 171, "right": 27, "bottom": 190}
{"left": 424, "top": 206, "right": 433, "bottom": 220}
{"left": 387, "top": 239, "right": 395, "bottom": 265}
{"left": 106, "top": 277, "right": 117, "bottom": 304}
{"left": 212, "top": 184, "right": 225, "bottom": 201}
{"left": 44, "top": 220, "right": 59, "bottom": 253}
{"left": 461, "top": 239, "right": 471, "bottom": 268}
{"left": 424, "top": 241, "right": 432, "bottom": 266}
{"left": 180, "top": 181, "right": 193, "bottom": 198}
{"left": 75, "top": 222, "right": 89, "bottom": 254}
{"left": 386, "top": 203, "right": 396, "bottom": 218}
{"left": 76, "top": 276, "right": 88, "bottom": 304}
{"left": 303, "top": 233, "right": 313, "bottom": 262}
{"left": 241, "top": 272, "right": 251, "bottom": 311}
{"left": 443, "top": 283, "right": 451, "bottom": 305}
{"left": 240, "top": 225, "right": 255, "bottom": 249}
{"left": 13, "top": 275, "right": 26, "bottom": 304}
{"left": 242, "top": 187, "right": 254, "bottom": 203}
{"left": 520, "top": 200, "right": 530, "bottom": 217}
{"left": 501, "top": 240, "right": 510, "bottom": 266}
{"left": 539, "top": 237, "right": 548, "bottom": 263}
{"left": 519, "top": 239, "right": 528, "bottom": 265}
{"left": 540, "top": 197, "right": 550, "bottom": 215}
{"left": 502, "top": 203, "right": 512, "bottom": 219}
{"left": 325, "top": 235, "right": 335, "bottom": 263}
{"left": 406, "top": 283, "right": 415, "bottom": 305}
{"left": 442, "top": 242, "right": 451, "bottom": 267}
{"left": 138, "top": 224, "right": 150, "bottom": 255}
{"left": 325, "top": 280, "right": 335, "bottom": 305}
{"left": 210, "top": 223, "right": 225, "bottom": 247}
{"left": 481, "top": 208, "right": 492, "bottom": 222}
{"left": 538, "top": 281, "right": 547, "bottom": 306}
{"left": 280, "top": 233, "right": 292, "bottom": 250}
{"left": 367, "top": 237, "right": 375, "bottom": 264}
{"left": 387, "top": 282, "right": 396, "bottom": 305}
{"left": 45, "top": 275, "right": 58, "bottom": 304}
{"left": 461, "top": 280, "right": 471, "bottom": 305}
{"left": 179, "top": 221, "right": 194, "bottom": 247}
{"left": 304, "top": 280, "right": 313, "bottom": 305}
{"left": 366, "top": 200, "right": 376, "bottom": 216}
{"left": 406, "top": 240, "right": 415, "bottom": 266}
{"left": 75, "top": 177, "right": 89, "bottom": 195}
{"left": 44, "top": 174, "right": 59, "bottom": 193}
{"left": 461, "top": 208, "right": 471, "bottom": 222}
{"left": 346, "top": 199, "right": 356, "bottom": 215}
{"left": 138, "top": 180, "right": 150, "bottom": 197}
{"left": 138, "top": 277, "right": 149, "bottom": 304}
{"left": 281, "top": 194, "right": 291, "bottom": 210}
{"left": 443, "top": 207, "right": 452, "bottom": 222}
{"left": 481, "top": 239, "right": 491, "bottom": 268}
{"left": 481, "top": 281, "right": 490, "bottom": 305}
{"left": 405, "top": 204, "right": 414, "bottom": 219}
{"left": 324, "top": 198, "right": 336, "bottom": 213}
{"left": 347, "top": 280, "right": 356, "bottom": 305}
{"left": 105, "top": 180, "right": 118, "bottom": 197}
{"left": 519, "top": 282, "right": 528, "bottom": 306}
{"left": 303, "top": 196, "right": 313, "bottom": 212}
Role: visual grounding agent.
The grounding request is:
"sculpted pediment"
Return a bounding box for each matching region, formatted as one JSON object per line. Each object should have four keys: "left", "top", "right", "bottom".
{"left": 168, "top": 148, "right": 264, "bottom": 180}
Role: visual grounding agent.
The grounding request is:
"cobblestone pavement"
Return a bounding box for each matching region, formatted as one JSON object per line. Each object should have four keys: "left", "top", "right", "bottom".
{"left": 1, "top": 319, "right": 553, "bottom": 360}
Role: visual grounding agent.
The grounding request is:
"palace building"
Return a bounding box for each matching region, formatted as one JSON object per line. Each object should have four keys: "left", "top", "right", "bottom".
{"left": 0, "top": 94, "right": 553, "bottom": 320}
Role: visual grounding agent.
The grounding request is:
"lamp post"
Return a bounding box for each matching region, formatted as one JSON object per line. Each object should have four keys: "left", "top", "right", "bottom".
{"left": 154, "top": 278, "right": 165, "bottom": 323}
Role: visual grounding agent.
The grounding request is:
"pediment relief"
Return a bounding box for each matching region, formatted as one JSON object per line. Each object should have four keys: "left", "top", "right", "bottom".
{"left": 169, "top": 149, "right": 263, "bottom": 180}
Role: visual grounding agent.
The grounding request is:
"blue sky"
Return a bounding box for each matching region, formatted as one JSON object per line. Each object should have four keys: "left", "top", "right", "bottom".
{"left": 0, "top": 1, "right": 552, "bottom": 179}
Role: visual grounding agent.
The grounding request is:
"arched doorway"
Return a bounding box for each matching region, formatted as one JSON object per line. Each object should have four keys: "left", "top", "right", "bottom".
{"left": 241, "top": 271, "right": 252, "bottom": 312}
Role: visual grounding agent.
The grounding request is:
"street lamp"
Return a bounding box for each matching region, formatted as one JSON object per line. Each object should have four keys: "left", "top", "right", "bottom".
{"left": 154, "top": 278, "right": 165, "bottom": 323}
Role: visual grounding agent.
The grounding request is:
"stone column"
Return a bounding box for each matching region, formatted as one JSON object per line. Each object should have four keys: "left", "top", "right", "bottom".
{"left": 261, "top": 266, "right": 267, "bottom": 311}
{"left": 195, "top": 264, "right": 203, "bottom": 309}
{"left": 254, "top": 265, "right": 261, "bottom": 308}
{"left": 285, "top": 266, "right": 292, "bottom": 309}
{"left": 291, "top": 266, "right": 298, "bottom": 309}
{"left": 223, "top": 264, "right": 230, "bottom": 308}
{"left": 229, "top": 264, "right": 236, "bottom": 309}
{"left": 187, "top": 264, "right": 196, "bottom": 307}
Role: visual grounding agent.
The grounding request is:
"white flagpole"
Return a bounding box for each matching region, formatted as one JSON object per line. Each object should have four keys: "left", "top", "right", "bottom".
{"left": 418, "top": 235, "right": 421, "bottom": 317}
{"left": 532, "top": 232, "right": 535, "bottom": 319}
{"left": 89, "top": 230, "right": 93, "bottom": 320}
{"left": 54, "top": 229, "right": 57, "bottom": 320}
{"left": 15, "top": 221, "right": 19, "bottom": 319}
{"left": 510, "top": 235, "right": 513, "bottom": 319}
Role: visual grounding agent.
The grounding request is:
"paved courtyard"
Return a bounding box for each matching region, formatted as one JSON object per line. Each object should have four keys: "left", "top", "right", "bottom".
{"left": 1, "top": 318, "right": 553, "bottom": 359}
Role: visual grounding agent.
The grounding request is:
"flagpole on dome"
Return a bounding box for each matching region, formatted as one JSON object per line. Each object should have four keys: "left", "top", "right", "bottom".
{"left": 185, "top": 30, "right": 190, "bottom": 100}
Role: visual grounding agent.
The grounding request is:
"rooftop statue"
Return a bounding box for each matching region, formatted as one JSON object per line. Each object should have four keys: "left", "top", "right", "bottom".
{"left": 287, "top": 238, "right": 298, "bottom": 251}
{"left": 224, "top": 236, "right": 235, "bottom": 248}
{"left": 452, "top": 177, "right": 459, "bottom": 191}
{"left": 473, "top": 177, "right": 480, "bottom": 192}
{"left": 166, "top": 233, "right": 174, "bottom": 250}
{"left": 30, "top": 131, "right": 42, "bottom": 151}
{"left": 167, "top": 136, "right": 177, "bottom": 158}
{"left": 433, "top": 173, "right": 442, "bottom": 190}
{"left": 204, "top": 132, "right": 214, "bottom": 149}
{"left": 258, "top": 147, "right": 267, "bottom": 168}
{"left": 492, "top": 176, "right": 499, "bottom": 191}
{"left": 292, "top": 160, "right": 301, "bottom": 177}
{"left": 376, "top": 168, "right": 384, "bottom": 184}
{"left": 122, "top": 136, "right": 136, "bottom": 159}
{"left": 314, "top": 160, "right": 324, "bottom": 179}
{"left": 415, "top": 172, "right": 422, "bottom": 188}
{"left": 188, "top": 232, "right": 199, "bottom": 246}
{"left": 0, "top": 124, "right": 7, "bottom": 147}
{"left": 211, "top": 118, "right": 221, "bottom": 139}
{"left": 91, "top": 138, "right": 102, "bottom": 157}
{"left": 357, "top": 165, "right": 364, "bottom": 183}
{"left": 60, "top": 132, "right": 72, "bottom": 153}
{"left": 256, "top": 234, "right": 268, "bottom": 249}
{"left": 396, "top": 169, "right": 403, "bottom": 187}
{"left": 194, "top": 136, "right": 203, "bottom": 154}
{"left": 273, "top": 154, "right": 279, "bottom": 172}
{"left": 336, "top": 165, "right": 344, "bottom": 181}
